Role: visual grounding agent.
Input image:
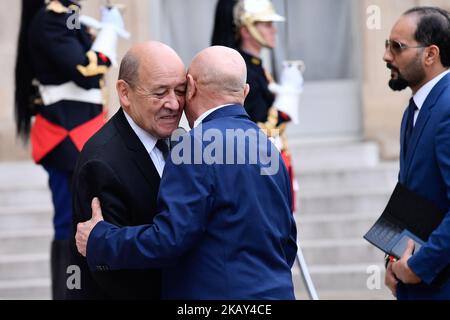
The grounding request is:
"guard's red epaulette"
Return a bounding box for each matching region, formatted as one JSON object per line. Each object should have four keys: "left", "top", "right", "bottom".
{"left": 98, "top": 53, "right": 110, "bottom": 64}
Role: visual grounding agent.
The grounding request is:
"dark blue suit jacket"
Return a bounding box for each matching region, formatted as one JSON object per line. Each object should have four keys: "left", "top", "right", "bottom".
{"left": 397, "top": 73, "right": 450, "bottom": 299}
{"left": 87, "top": 105, "right": 297, "bottom": 299}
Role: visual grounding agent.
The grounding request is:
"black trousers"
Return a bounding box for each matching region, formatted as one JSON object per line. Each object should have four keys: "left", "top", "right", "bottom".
{"left": 51, "top": 240, "right": 71, "bottom": 300}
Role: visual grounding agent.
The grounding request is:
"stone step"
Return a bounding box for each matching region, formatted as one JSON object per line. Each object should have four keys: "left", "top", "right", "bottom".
{"left": 0, "top": 205, "right": 53, "bottom": 231}
{"left": 296, "top": 162, "right": 398, "bottom": 192}
{"left": 299, "top": 238, "right": 385, "bottom": 265}
{"left": 0, "top": 161, "right": 51, "bottom": 208}
{"left": 297, "top": 188, "right": 391, "bottom": 215}
{"left": 292, "top": 263, "right": 391, "bottom": 297}
{"left": 0, "top": 161, "right": 47, "bottom": 191}
{"left": 0, "top": 149, "right": 394, "bottom": 300}
{"left": 0, "top": 229, "right": 52, "bottom": 254}
{"left": 0, "top": 278, "right": 51, "bottom": 300}
{"left": 0, "top": 189, "right": 52, "bottom": 207}
{"left": 289, "top": 139, "right": 380, "bottom": 171}
{"left": 0, "top": 253, "right": 50, "bottom": 281}
{"left": 296, "top": 213, "right": 378, "bottom": 240}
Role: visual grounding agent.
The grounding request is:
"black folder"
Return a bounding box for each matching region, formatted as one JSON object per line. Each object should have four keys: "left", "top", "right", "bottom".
{"left": 364, "top": 183, "right": 450, "bottom": 286}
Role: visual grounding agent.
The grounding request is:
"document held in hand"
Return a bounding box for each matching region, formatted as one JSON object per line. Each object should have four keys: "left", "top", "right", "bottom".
{"left": 364, "top": 183, "right": 450, "bottom": 286}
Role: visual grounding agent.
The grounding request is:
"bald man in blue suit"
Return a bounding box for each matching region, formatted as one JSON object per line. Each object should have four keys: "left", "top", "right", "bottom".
{"left": 75, "top": 46, "right": 297, "bottom": 300}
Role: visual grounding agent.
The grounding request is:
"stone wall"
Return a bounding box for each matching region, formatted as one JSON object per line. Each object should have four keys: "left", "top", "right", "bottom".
{"left": 0, "top": 1, "right": 28, "bottom": 160}
{"left": 1, "top": 0, "right": 449, "bottom": 161}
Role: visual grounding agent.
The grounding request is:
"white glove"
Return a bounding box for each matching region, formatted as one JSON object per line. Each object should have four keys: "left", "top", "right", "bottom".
{"left": 99, "top": 6, "right": 130, "bottom": 39}
{"left": 269, "top": 136, "right": 284, "bottom": 152}
{"left": 80, "top": 8, "right": 129, "bottom": 38}
{"left": 79, "top": 15, "right": 102, "bottom": 30}
{"left": 90, "top": 7, "right": 129, "bottom": 66}
{"left": 269, "top": 61, "right": 304, "bottom": 124}
{"left": 91, "top": 25, "right": 118, "bottom": 66}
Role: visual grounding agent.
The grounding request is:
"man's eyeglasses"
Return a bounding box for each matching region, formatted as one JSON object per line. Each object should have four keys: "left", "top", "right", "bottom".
{"left": 385, "top": 39, "right": 427, "bottom": 55}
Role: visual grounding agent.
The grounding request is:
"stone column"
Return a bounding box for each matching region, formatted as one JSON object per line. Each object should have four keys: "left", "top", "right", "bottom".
{"left": 0, "top": 1, "right": 29, "bottom": 160}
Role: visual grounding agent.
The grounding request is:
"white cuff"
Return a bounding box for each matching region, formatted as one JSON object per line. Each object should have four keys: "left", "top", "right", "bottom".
{"left": 91, "top": 24, "right": 118, "bottom": 66}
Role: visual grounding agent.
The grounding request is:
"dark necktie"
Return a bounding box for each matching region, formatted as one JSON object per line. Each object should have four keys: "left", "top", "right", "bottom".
{"left": 156, "top": 139, "right": 169, "bottom": 160}
{"left": 404, "top": 98, "right": 418, "bottom": 156}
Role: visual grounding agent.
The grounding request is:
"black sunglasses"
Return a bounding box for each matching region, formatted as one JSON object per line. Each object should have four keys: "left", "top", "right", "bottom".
{"left": 385, "top": 39, "right": 427, "bottom": 55}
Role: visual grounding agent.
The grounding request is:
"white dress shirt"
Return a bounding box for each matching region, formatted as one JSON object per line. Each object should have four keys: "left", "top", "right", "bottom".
{"left": 123, "top": 111, "right": 166, "bottom": 177}
{"left": 193, "top": 104, "right": 234, "bottom": 128}
{"left": 412, "top": 69, "right": 450, "bottom": 125}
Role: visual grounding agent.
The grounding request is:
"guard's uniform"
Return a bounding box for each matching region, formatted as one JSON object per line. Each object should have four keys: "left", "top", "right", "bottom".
{"left": 239, "top": 50, "right": 274, "bottom": 123}
{"left": 212, "top": 0, "right": 298, "bottom": 211}
{"left": 30, "top": 0, "right": 109, "bottom": 174}
{"left": 240, "top": 50, "right": 296, "bottom": 211}
{"left": 27, "top": 0, "right": 111, "bottom": 299}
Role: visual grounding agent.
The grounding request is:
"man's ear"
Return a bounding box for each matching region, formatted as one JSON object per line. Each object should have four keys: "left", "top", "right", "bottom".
{"left": 424, "top": 45, "right": 440, "bottom": 67}
{"left": 116, "top": 80, "right": 131, "bottom": 110}
{"left": 243, "top": 83, "right": 250, "bottom": 100}
{"left": 186, "top": 74, "right": 196, "bottom": 101}
{"left": 240, "top": 26, "right": 250, "bottom": 41}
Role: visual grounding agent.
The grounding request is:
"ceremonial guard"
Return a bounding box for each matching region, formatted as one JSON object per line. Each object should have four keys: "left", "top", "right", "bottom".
{"left": 212, "top": 0, "right": 304, "bottom": 210}
{"left": 15, "top": 0, "right": 128, "bottom": 299}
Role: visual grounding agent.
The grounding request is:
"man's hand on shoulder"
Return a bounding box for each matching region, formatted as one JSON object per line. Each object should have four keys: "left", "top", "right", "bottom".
{"left": 76, "top": 197, "right": 104, "bottom": 257}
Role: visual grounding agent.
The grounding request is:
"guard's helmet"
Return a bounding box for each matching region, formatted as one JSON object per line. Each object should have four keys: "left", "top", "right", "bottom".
{"left": 233, "top": 0, "right": 284, "bottom": 47}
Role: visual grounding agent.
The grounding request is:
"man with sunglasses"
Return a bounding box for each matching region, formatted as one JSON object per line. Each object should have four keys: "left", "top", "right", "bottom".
{"left": 382, "top": 7, "right": 450, "bottom": 300}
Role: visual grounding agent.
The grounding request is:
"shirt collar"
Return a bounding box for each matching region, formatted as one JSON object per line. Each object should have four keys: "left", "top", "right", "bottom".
{"left": 193, "top": 104, "right": 233, "bottom": 128}
{"left": 123, "top": 110, "right": 158, "bottom": 155}
{"left": 413, "top": 69, "right": 450, "bottom": 111}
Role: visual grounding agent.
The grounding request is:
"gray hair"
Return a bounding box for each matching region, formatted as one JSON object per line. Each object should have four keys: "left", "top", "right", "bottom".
{"left": 118, "top": 51, "right": 140, "bottom": 88}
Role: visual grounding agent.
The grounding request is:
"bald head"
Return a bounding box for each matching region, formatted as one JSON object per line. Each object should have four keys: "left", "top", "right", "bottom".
{"left": 189, "top": 46, "right": 248, "bottom": 96}
{"left": 184, "top": 46, "right": 249, "bottom": 128}
{"left": 119, "top": 41, "right": 185, "bottom": 88}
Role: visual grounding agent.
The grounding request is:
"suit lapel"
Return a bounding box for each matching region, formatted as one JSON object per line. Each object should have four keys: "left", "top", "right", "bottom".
{"left": 403, "top": 74, "right": 450, "bottom": 180}
{"left": 113, "top": 109, "right": 161, "bottom": 190}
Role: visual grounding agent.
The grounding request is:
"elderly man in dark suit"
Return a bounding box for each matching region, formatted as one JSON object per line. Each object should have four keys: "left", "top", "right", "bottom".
{"left": 70, "top": 41, "right": 186, "bottom": 299}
